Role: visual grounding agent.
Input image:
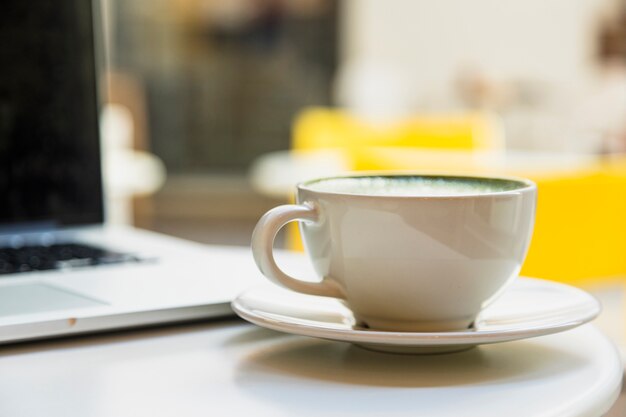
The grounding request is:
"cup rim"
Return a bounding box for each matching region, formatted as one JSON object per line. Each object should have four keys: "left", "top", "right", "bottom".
{"left": 297, "top": 173, "right": 537, "bottom": 199}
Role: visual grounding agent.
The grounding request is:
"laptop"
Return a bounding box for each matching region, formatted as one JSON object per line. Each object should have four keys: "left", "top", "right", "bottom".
{"left": 0, "top": 0, "right": 271, "bottom": 343}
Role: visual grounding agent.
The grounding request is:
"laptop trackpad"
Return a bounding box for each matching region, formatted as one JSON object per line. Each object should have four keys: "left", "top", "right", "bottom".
{"left": 0, "top": 284, "right": 107, "bottom": 316}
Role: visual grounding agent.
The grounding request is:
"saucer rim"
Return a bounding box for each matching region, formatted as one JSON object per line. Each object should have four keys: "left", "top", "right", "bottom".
{"left": 231, "top": 277, "right": 601, "bottom": 347}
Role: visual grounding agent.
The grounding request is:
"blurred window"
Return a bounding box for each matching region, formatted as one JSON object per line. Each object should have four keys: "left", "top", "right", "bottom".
{"left": 107, "top": 0, "right": 338, "bottom": 173}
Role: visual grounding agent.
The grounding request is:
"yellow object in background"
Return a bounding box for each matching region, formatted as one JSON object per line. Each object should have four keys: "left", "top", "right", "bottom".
{"left": 293, "top": 107, "right": 504, "bottom": 154}
{"left": 284, "top": 107, "right": 626, "bottom": 285}
{"left": 519, "top": 160, "right": 626, "bottom": 285}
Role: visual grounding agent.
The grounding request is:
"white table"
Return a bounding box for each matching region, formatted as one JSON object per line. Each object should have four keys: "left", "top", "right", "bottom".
{"left": 0, "top": 319, "right": 621, "bottom": 417}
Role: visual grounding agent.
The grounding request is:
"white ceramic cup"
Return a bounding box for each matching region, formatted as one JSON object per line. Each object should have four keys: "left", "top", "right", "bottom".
{"left": 252, "top": 174, "right": 537, "bottom": 332}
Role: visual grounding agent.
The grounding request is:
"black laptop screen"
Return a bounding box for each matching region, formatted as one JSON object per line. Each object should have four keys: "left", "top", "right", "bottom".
{"left": 0, "top": 0, "right": 104, "bottom": 230}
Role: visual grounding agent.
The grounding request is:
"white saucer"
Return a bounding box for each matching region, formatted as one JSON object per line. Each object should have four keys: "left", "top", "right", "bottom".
{"left": 232, "top": 278, "right": 601, "bottom": 354}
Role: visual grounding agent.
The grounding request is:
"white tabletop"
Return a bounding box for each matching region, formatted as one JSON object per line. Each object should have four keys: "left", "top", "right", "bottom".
{"left": 0, "top": 320, "right": 621, "bottom": 417}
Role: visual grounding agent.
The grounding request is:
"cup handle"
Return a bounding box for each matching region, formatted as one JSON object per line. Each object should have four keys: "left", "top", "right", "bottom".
{"left": 251, "top": 203, "right": 345, "bottom": 299}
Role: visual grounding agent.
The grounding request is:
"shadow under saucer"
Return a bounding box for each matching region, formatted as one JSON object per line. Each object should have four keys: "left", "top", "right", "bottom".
{"left": 234, "top": 330, "right": 586, "bottom": 388}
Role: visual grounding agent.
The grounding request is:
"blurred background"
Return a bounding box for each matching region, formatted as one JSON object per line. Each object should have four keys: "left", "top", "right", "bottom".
{"left": 99, "top": 0, "right": 626, "bottom": 255}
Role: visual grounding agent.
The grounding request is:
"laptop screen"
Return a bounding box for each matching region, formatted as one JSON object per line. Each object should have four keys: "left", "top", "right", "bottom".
{"left": 0, "top": 0, "right": 104, "bottom": 232}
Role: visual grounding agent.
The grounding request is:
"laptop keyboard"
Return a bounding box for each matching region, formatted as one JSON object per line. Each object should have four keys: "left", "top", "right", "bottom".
{"left": 0, "top": 243, "right": 140, "bottom": 275}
